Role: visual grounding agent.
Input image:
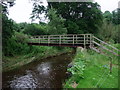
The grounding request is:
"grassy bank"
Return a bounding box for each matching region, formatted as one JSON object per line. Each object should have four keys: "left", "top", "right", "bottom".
{"left": 64, "top": 46, "right": 119, "bottom": 88}
{"left": 3, "top": 46, "right": 73, "bottom": 72}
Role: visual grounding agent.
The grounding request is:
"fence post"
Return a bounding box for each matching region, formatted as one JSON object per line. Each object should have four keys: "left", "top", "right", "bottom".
{"left": 84, "top": 34, "right": 86, "bottom": 48}
{"left": 109, "top": 57, "right": 112, "bottom": 74}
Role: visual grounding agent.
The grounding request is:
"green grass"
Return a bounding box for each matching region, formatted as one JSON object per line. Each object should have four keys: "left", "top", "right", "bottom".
{"left": 64, "top": 46, "right": 119, "bottom": 88}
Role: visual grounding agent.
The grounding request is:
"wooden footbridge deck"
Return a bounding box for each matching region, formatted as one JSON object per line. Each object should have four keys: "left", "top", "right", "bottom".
{"left": 28, "top": 34, "right": 120, "bottom": 56}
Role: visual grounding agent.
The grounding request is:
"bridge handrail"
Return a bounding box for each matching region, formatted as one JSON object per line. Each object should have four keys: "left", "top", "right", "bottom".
{"left": 92, "top": 36, "right": 119, "bottom": 56}
{"left": 93, "top": 36, "right": 120, "bottom": 52}
{"left": 92, "top": 41, "right": 118, "bottom": 56}
{"left": 28, "top": 34, "right": 119, "bottom": 56}
{"left": 30, "top": 34, "right": 92, "bottom": 37}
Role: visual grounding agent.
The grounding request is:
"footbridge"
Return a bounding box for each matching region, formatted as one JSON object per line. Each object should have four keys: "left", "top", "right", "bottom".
{"left": 28, "top": 34, "right": 119, "bottom": 56}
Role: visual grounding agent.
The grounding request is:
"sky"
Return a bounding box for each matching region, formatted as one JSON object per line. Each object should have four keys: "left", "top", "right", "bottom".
{"left": 8, "top": 0, "right": 120, "bottom": 23}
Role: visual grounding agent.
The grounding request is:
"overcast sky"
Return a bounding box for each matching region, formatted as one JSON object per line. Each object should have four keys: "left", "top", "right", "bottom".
{"left": 8, "top": 0, "right": 120, "bottom": 23}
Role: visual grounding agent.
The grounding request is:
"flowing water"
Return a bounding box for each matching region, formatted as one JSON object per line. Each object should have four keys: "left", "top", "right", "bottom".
{"left": 2, "top": 51, "right": 75, "bottom": 89}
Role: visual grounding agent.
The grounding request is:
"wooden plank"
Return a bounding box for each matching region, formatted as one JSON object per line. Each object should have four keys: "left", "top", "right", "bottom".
{"left": 73, "top": 35, "right": 74, "bottom": 44}
{"left": 93, "top": 41, "right": 118, "bottom": 56}
{"left": 59, "top": 35, "right": 61, "bottom": 44}
{"left": 93, "top": 36, "right": 119, "bottom": 52}
{"left": 90, "top": 34, "right": 92, "bottom": 47}
{"left": 48, "top": 36, "right": 50, "bottom": 44}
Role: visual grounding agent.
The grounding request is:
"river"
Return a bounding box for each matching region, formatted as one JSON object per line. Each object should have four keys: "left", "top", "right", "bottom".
{"left": 2, "top": 51, "right": 75, "bottom": 89}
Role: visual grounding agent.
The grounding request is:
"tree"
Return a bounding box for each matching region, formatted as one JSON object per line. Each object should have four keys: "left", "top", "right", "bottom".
{"left": 17, "top": 22, "right": 28, "bottom": 32}
{"left": 47, "top": 8, "right": 67, "bottom": 35}
{"left": 31, "top": 2, "right": 103, "bottom": 34}
{"left": 113, "top": 25, "right": 120, "bottom": 43}
{"left": 112, "top": 8, "right": 120, "bottom": 25}
{"left": 1, "top": 1, "right": 15, "bottom": 14}
{"left": 23, "top": 23, "right": 47, "bottom": 35}
{"left": 2, "top": 14, "right": 15, "bottom": 56}
{"left": 103, "top": 11, "right": 112, "bottom": 24}
{"left": 48, "top": 2, "right": 103, "bottom": 34}
{"left": 30, "top": 2, "right": 47, "bottom": 23}
{"left": 98, "top": 20, "right": 116, "bottom": 42}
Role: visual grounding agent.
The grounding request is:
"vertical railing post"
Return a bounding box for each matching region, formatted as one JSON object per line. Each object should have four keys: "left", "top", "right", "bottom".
{"left": 73, "top": 35, "right": 74, "bottom": 45}
{"left": 84, "top": 34, "right": 86, "bottom": 48}
{"left": 90, "top": 34, "right": 92, "bottom": 48}
{"left": 33, "top": 36, "right": 35, "bottom": 43}
{"left": 48, "top": 35, "right": 50, "bottom": 45}
{"left": 59, "top": 35, "right": 61, "bottom": 45}
{"left": 87, "top": 34, "right": 88, "bottom": 44}
{"left": 39, "top": 36, "right": 40, "bottom": 43}
{"left": 91, "top": 34, "right": 94, "bottom": 48}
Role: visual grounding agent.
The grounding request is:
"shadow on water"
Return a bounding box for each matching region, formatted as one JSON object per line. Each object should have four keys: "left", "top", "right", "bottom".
{"left": 2, "top": 50, "right": 76, "bottom": 89}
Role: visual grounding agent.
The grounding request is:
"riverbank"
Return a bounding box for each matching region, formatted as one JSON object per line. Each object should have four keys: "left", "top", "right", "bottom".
{"left": 2, "top": 49, "right": 76, "bottom": 88}
{"left": 64, "top": 46, "right": 118, "bottom": 88}
{"left": 3, "top": 46, "right": 74, "bottom": 72}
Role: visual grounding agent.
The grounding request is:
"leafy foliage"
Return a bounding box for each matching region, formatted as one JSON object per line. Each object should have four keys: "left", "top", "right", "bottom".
{"left": 30, "top": 2, "right": 47, "bottom": 22}
{"left": 23, "top": 23, "right": 47, "bottom": 35}
{"left": 1, "top": 1, "right": 15, "bottom": 14}
{"left": 98, "top": 20, "right": 116, "bottom": 42}
{"left": 47, "top": 8, "right": 67, "bottom": 35}
{"left": 2, "top": 14, "right": 15, "bottom": 56}
{"left": 112, "top": 8, "right": 120, "bottom": 25}
{"left": 103, "top": 11, "right": 112, "bottom": 24}
{"left": 48, "top": 2, "right": 103, "bottom": 34}
{"left": 99, "top": 9, "right": 120, "bottom": 43}
{"left": 64, "top": 48, "right": 118, "bottom": 88}
{"left": 113, "top": 25, "right": 120, "bottom": 43}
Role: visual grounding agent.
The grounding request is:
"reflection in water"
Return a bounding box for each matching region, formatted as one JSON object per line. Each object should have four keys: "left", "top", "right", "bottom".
{"left": 2, "top": 51, "right": 75, "bottom": 88}
{"left": 37, "top": 62, "right": 51, "bottom": 75}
